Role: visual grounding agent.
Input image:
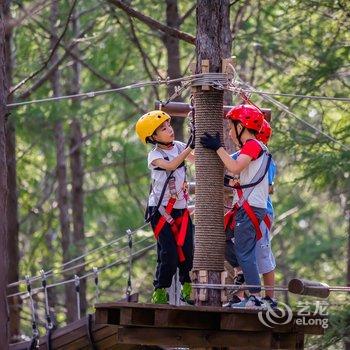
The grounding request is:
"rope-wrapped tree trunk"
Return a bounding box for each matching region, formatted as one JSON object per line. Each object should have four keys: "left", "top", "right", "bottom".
{"left": 193, "top": 0, "right": 231, "bottom": 306}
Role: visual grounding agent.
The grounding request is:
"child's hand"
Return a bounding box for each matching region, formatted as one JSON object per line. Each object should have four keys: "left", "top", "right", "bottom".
{"left": 200, "top": 132, "right": 222, "bottom": 151}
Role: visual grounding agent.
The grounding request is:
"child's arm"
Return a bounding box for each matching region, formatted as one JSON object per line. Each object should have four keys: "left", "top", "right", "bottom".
{"left": 200, "top": 131, "right": 252, "bottom": 174}
{"left": 152, "top": 147, "right": 192, "bottom": 171}
{"left": 216, "top": 148, "right": 252, "bottom": 174}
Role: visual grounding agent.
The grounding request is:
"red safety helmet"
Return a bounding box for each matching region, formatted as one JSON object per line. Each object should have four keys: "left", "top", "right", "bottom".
{"left": 226, "top": 104, "right": 264, "bottom": 132}
{"left": 256, "top": 119, "right": 272, "bottom": 145}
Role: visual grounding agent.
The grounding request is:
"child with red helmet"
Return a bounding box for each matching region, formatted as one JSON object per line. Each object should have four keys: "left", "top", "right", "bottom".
{"left": 224, "top": 118, "right": 277, "bottom": 309}
{"left": 200, "top": 104, "right": 270, "bottom": 308}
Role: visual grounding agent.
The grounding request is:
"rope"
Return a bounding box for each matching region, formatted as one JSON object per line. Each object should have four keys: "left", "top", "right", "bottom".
{"left": 193, "top": 89, "right": 225, "bottom": 271}
{"left": 93, "top": 267, "right": 99, "bottom": 305}
{"left": 25, "top": 276, "right": 39, "bottom": 346}
{"left": 40, "top": 270, "right": 54, "bottom": 330}
{"left": 125, "top": 229, "right": 133, "bottom": 302}
{"left": 7, "top": 222, "right": 150, "bottom": 289}
{"left": 192, "top": 283, "right": 350, "bottom": 293}
{"left": 192, "top": 282, "right": 288, "bottom": 292}
{"left": 74, "top": 275, "right": 81, "bottom": 319}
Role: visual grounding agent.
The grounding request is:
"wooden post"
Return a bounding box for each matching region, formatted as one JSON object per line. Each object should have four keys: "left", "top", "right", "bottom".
{"left": 0, "top": 2, "right": 9, "bottom": 348}
{"left": 288, "top": 278, "right": 330, "bottom": 299}
{"left": 192, "top": 0, "right": 232, "bottom": 307}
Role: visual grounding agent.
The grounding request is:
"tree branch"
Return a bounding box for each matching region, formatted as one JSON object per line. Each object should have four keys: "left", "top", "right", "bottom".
{"left": 17, "top": 20, "right": 96, "bottom": 100}
{"left": 178, "top": 3, "right": 196, "bottom": 26}
{"left": 106, "top": 0, "right": 195, "bottom": 45}
{"left": 9, "top": 0, "right": 78, "bottom": 96}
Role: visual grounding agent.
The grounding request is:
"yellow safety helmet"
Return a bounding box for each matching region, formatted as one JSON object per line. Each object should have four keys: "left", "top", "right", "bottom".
{"left": 135, "top": 110, "right": 171, "bottom": 144}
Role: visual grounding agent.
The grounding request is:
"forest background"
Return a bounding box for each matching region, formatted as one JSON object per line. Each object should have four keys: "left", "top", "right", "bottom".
{"left": 2, "top": 0, "right": 350, "bottom": 348}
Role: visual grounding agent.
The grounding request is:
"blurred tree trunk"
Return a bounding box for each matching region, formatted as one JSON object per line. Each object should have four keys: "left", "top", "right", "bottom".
{"left": 0, "top": 2, "right": 10, "bottom": 348}
{"left": 50, "top": 0, "right": 76, "bottom": 323}
{"left": 163, "top": 0, "right": 184, "bottom": 141}
{"left": 4, "top": 0, "right": 21, "bottom": 342}
{"left": 69, "top": 6, "right": 87, "bottom": 317}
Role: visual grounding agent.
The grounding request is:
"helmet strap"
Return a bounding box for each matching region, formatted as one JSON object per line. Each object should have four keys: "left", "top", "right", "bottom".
{"left": 148, "top": 137, "right": 173, "bottom": 148}
{"left": 234, "top": 122, "right": 244, "bottom": 147}
{"left": 156, "top": 140, "right": 174, "bottom": 148}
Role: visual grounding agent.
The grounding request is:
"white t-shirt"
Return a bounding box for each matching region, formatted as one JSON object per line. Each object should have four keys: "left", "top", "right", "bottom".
{"left": 147, "top": 141, "right": 187, "bottom": 209}
{"left": 232, "top": 139, "right": 269, "bottom": 209}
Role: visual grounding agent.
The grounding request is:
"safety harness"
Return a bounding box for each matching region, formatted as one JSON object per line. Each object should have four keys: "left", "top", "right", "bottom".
{"left": 224, "top": 140, "right": 272, "bottom": 241}
{"left": 145, "top": 144, "right": 190, "bottom": 262}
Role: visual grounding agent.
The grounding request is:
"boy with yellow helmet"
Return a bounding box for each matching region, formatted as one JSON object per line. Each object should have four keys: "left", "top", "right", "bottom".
{"left": 135, "top": 110, "right": 195, "bottom": 304}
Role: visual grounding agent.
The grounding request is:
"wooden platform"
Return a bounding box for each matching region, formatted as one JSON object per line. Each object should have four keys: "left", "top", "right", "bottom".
{"left": 10, "top": 302, "right": 326, "bottom": 350}
{"left": 94, "top": 302, "right": 326, "bottom": 349}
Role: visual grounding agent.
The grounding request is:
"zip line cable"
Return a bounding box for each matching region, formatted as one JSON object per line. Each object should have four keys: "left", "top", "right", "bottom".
{"left": 7, "top": 222, "right": 150, "bottom": 289}
{"left": 8, "top": 241, "right": 157, "bottom": 299}
{"left": 7, "top": 73, "right": 350, "bottom": 108}
{"left": 237, "top": 88, "right": 350, "bottom": 103}
{"left": 226, "top": 66, "right": 349, "bottom": 151}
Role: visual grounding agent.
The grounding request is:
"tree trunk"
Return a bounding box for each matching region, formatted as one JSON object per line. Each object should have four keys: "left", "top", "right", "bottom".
{"left": 163, "top": 0, "right": 184, "bottom": 141}
{"left": 69, "top": 7, "right": 86, "bottom": 316}
{"left": 50, "top": 0, "right": 76, "bottom": 323}
{"left": 4, "top": 0, "right": 20, "bottom": 342}
{"left": 0, "top": 3, "right": 9, "bottom": 348}
{"left": 193, "top": 0, "right": 231, "bottom": 306}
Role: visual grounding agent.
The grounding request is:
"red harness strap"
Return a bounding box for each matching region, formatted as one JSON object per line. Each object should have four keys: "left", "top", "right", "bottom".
{"left": 263, "top": 214, "right": 272, "bottom": 230}
{"left": 153, "top": 198, "right": 189, "bottom": 263}
{"left": 230, "top": 188, "right": 263, "bottom": 241}
{"left": 224, "top": 204, "right": 238, "bottom": 231}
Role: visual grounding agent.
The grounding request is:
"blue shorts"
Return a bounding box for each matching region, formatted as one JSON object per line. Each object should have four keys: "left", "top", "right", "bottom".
{"left": 225, "top": 212, "right": 276, "bottom": 276}
{"left": 255, "top": 215, "right": 276, "bottom": 274}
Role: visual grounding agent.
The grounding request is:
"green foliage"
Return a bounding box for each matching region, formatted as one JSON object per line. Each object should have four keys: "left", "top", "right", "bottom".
{"left": 9, "top": 0, "right": 349, "bottom": 344}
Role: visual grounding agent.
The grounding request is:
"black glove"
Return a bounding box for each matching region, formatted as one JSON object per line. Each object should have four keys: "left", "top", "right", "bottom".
{"left": 200, "top": 132, "right": 222, "bottom": 151}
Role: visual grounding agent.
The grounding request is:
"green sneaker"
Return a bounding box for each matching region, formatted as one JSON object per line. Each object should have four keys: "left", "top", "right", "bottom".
{"left": 180, "top": 282, "right": 194, "bottom": 305}
{"left": 151, "top": 288, "right": 168, "bottom": 304}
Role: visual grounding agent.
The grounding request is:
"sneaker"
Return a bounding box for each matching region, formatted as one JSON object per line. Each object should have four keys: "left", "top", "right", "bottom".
{"left": 180, "top": 282, "right": 194, "bottom": 305}
{"left": 262, "top": 296, "right": 278, "bottom": 309}
{"left": 230, "top": 295, "right": 265, "bottom": 309}
{"left": 223, "top": 294, "right": 243, "bottom": 307}
{"left": 151, "top": 288, "right": 168, "bottom": 304}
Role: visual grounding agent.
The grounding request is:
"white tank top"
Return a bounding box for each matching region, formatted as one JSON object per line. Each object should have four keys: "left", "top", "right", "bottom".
{"left": 232, "top": 139, "right": 269, "bottom": 209}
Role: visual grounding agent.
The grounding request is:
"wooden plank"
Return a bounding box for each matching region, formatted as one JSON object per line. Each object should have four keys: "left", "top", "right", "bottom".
{"left": 155, "top": 308, "right": 221, "bottom": 330}
{"left": 120, "top": 307, "right": 155, "bottom": 327}
{"left": 116, "top": 326, "right": 272, "bottom": 349}
{"left": 271, "top": 333, "right": 299, "bottom": 349}
{"left": 221, "top": 312, "right": 268, "bottom": 332}
{"left": 201, "top": 59, "right": 210, "bottom": 90}
{"left": 96, "top": 308, "right": 121, "bottom": 325}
